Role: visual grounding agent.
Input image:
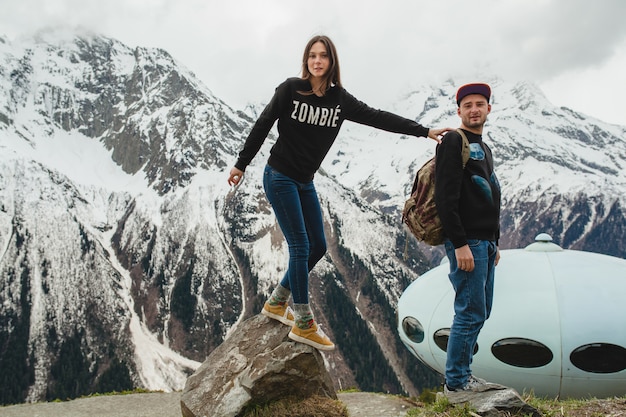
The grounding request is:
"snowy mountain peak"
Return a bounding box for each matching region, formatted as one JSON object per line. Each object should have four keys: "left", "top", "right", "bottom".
{"left": 1, "top": 31, "right": 249, "bottom": 194}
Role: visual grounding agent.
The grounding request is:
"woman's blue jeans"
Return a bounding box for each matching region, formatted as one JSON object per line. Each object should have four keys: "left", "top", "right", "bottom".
{"left": 444, "top": 239, "right": 497, "bottom": 389}
{"left": 263, "top": 165, "right": 327, "bottom": 304}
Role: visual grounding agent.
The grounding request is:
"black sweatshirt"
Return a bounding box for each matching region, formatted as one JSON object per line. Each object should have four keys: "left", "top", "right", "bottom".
{"left": 235, "top": 78, "right": 430, "bottom": 182}
{"left": 434, "top": 129, "right": 501, "bottom": 248}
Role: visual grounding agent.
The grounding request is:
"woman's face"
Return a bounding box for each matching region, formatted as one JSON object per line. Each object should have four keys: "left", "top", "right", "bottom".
{"left": 307, "top": 41, "right": 330, "bottom": 79}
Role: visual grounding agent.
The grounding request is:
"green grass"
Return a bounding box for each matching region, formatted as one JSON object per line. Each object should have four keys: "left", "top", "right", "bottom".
{"left": 404, "top": 390, "right": 626, "bottom": 417}
{"left": 47, "top": 388, "right": 156, "bottom": 403}
{"left": 240, "top": 395, "right": 348, "bottom": 417}
{"left": 236, "top": 389, "right": 626, "bottom": 417}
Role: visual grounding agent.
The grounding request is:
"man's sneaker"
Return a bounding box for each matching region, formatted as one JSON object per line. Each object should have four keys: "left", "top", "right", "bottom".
{"left": 443, "top": 384, "right": 458, "bottom": 395}
{"left": 444, "top": 375, "right": 492, "bottom": 394}
{"left": 288, "top": 322, "right": 335, "bottom": 351}
{"left": 261, "top": 302, "right": 295, "bottom": 326}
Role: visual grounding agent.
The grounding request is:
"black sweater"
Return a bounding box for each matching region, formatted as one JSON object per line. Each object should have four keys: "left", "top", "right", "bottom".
{"left": 235, "top": 78, "right": 430, "bottom": 182}
{"left": 434, "top": 129, "right": 501, "bottom": 248}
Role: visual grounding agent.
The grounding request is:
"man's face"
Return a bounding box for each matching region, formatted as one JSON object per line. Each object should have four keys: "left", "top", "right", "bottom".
{"left": 458, "top": 94, "right": 491, "bottom": 129}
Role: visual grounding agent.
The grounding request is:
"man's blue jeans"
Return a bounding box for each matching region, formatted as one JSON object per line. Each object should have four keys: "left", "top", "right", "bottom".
{"left": 263, "top": 165, "right": 327, "bottom": 304}
{"left": 444, "top": 239, "right": 497, "bottom": 389}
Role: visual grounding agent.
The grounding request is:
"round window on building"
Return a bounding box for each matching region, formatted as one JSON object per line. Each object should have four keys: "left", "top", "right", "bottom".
{"left": 491, "top": 338, "right": 553, "bottom": 368}
{"left": 433, "top": 328, "right": 478, "bottom": 354}
{"left": 402, "top": 317, "right": 424, "bottom": 343}
{"left": 570, "top": 343, "right": 626, "bottom": 374}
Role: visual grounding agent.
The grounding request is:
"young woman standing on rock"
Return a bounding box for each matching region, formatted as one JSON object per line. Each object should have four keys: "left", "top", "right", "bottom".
{"left": 227, "top": 35, "right": 450, "bottom": 351}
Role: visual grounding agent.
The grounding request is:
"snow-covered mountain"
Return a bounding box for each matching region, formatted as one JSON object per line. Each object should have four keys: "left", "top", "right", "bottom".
{"left": 325, "top": 78, "right": 626, "bottom": 257}
{"left": 1, "top": 29, "right": 625, "bottom": 405}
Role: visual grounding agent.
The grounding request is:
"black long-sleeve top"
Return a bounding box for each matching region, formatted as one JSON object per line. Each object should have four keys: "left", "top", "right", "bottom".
{"left": 434, "top": 129, "right": 501, "bottom": 248}
{"left": 235, "top": 77, "right": 430, "bottom": 182}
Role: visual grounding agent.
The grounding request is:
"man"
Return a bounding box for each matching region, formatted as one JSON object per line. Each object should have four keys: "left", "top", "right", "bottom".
{"left": 434, "top": 83, "right": 501, "bottom": 393}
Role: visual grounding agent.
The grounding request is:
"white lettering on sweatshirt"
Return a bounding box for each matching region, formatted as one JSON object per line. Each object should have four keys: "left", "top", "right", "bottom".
{"left": 291, "top": 100, "right": 341, "bottom": 127}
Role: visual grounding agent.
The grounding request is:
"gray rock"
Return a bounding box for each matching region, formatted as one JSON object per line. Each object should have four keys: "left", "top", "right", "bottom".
{"left": 442, "top": 382, "right": 542, "bottom": 417}
{"left": 180, "top": 314, "right": 336, "bottom": 417}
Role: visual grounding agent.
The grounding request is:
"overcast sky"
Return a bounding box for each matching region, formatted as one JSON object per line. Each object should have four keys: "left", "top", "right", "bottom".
{"left": 2, "top": 0, "right": 626, "bottom": 125}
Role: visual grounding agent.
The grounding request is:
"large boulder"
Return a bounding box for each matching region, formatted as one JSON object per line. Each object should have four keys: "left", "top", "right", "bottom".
{"left": 180, "top": 314, "right": 336, "bottom": 417}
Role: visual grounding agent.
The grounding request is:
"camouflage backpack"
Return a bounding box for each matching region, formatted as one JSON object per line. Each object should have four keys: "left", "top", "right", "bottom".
{"left": 402, "top": 129, "right": 470, "bottom": 246}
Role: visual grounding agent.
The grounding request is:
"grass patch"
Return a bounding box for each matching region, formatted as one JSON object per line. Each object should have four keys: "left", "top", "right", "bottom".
{"left": 46, "top": 388, "right": 156, "bottom": 403}
{"left": 404, "top": 391, "right": 626, "bottom": 417}
{"left": 526, "top": 395, "right": 626, "bottom": 417}
{"left": 82, "top": 388, "right": 154, "bottom": 398}
{"left": 241, "top": 395, "right": 348, "bottom": 417}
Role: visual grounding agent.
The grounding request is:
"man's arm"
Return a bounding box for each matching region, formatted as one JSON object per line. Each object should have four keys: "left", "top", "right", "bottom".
{"left": 434, "top": 131, "right": 467, "bottom": 248}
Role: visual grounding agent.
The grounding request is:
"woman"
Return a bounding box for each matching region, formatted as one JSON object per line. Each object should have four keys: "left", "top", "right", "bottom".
{"left": 227, "top": 35, "right": 450, "bottom": 351}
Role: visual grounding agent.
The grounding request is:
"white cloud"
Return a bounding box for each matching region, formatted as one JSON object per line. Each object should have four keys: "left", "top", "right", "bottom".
{"left": 1, "top": 0, "right": 625, "bottom": 124}
{"left": 540, "top": 40, "right": 626, "bottom": 126}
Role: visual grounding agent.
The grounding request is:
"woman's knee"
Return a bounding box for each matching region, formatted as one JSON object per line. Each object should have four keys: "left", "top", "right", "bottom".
{"left": 288, "top": 239, "right": 310, "bottom": 260}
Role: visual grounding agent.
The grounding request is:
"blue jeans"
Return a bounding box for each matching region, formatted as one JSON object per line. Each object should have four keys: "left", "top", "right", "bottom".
{"left": 263, "top": 165, "right": 327, "bottom": 304}
{"left": 444, "top": 239, "right": 497, "bottom": 389}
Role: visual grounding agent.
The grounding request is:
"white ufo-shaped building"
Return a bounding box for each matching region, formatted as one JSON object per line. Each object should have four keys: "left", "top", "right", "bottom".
{"left": 397, "top": 234, "right": 626, "bottom": 398}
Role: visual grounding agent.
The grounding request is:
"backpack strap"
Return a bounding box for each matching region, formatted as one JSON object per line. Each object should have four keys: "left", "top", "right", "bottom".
{"left": 456, "top": 128, "right": 471, "bottom": 168}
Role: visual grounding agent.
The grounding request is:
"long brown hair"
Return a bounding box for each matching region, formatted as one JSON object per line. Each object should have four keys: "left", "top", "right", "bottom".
{"left": 299, "top": 35, "right": 342, "bottom": 96}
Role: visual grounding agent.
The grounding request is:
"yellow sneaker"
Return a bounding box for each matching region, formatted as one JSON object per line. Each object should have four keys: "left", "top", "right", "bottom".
{"left": 261, "top": 301, "right": 295, "bottom": 326}
{"left": 288, "top": 322, "right": 335, "bottom": 351}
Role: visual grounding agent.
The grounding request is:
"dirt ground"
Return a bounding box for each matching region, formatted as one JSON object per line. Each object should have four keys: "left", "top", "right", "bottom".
{"left": 0, "top": 391, "right": 415, "bottom": 417}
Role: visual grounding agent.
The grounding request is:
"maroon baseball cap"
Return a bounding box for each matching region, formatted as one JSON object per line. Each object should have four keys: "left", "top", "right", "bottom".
{"left": 456, "top": 83, "right": 491, "bottom": 106}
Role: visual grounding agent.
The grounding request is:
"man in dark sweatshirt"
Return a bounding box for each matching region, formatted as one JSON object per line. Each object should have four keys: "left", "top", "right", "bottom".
{"left": 434, "top": 83, "right": 501, "bottom": 393}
